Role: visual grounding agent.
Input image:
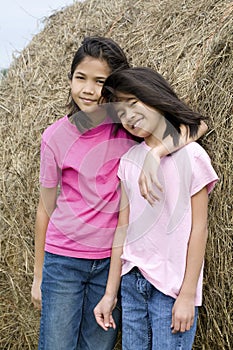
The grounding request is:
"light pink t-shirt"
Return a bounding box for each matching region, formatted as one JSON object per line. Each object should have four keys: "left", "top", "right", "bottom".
{"left": 118, "top": 141, "right": 218, "bottom": 305}
{"left": 40, "top": 116, "right": 135, "bottom": 259}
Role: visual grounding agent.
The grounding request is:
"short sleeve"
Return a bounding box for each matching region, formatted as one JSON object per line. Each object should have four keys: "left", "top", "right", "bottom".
{"left": 117, "top": 157, "right": 125, "bottom": 181}
{"left": 39, "top": 137, "right": 60, "bottom": 188}
{"left": 191, "top": 146, "right": 218, "bottom": 196}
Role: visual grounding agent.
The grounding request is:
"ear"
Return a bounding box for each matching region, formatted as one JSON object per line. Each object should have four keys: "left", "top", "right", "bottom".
{"left": 68, "top": 72, "right": 72, "bottom": 80}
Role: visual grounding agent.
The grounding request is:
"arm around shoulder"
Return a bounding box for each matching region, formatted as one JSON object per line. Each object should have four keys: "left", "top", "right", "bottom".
{"left": 139, "top": 121, "right": 208, "bottom": 205}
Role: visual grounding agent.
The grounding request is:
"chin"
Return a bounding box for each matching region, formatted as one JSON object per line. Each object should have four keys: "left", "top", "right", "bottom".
{"left": 132, "top": 130, "right": 149, "bottom": 138}
{"left": 82, "top": 106, "right": 98, "bottom": 114}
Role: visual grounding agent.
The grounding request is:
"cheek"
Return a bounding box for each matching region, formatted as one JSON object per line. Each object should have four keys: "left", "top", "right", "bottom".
{"left": 96, "top": 86, "right": 103, "bottom": 98}
{"left": 122, "top": 121, "right": 129, "bottom": 130}
{"left": 70, "top": 81, "right": 81, "bottom": 94}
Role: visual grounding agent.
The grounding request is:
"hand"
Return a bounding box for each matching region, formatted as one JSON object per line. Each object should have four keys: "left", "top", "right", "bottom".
{"left": 94, "top": 295, "right": 117, "bottom": 331}
{"left": 31, "top": 276, "right": 42, "bottom": 310}
{"left": 138, "top": 149, "right": 163, "bottom": 205}
{"left": 171, "top": 295, "right": 195, "bottom": 333}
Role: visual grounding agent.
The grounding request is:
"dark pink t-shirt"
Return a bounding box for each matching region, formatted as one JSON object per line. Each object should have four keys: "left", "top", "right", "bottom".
{"left": 40, "top": 116, "right": 135, "bottom": 258}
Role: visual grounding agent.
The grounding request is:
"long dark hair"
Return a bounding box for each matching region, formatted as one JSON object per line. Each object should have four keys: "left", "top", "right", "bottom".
{"left": 101, "top": 67, "right": 206, "bottom": 142}
{"left": 67, "top": 36, "right": 130, "bottom": 117}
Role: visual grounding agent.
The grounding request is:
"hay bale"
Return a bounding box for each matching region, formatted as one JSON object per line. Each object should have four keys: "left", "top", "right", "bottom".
{"left": 0, "top": 0, "right": 232, "bottom": 348}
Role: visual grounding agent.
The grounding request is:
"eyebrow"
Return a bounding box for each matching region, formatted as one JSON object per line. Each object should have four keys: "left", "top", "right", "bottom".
{"left": 74, "top": 71, "right": 107, "bottom": 79}
{"left": 117, "top": 97, "right": 136, "bottom": 102}
{"left": 74, "top": 71, "right": 85, "bottom": 76}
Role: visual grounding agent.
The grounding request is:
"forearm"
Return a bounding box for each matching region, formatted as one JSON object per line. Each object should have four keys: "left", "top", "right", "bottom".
{"left": 180, "top": 186, "right": 209, "bottom": 297}
{"left": 139, "top": 122, "right": 208, "bottom": 203}
{"left": 105, "top": 183, "right": 128, "bottom": 297}
{"left": 152, "top": 120, "right": 208, "bottom": 158}
{"left": 179, "top": 226, "right": 208, "bottom": 298}
{"left": 33, "top": 188, "right": 57, "bottom": 278}
{"left": 33, "top": 210, "right": 49, "bottom": 278}
{"left": 105, "top": 226, "right": 126, "bottom": 298}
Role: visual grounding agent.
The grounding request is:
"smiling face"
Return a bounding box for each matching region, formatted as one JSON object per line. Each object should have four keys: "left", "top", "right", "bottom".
{"left": 115, "top": 92, "right": 166, "bottom": 146}
{"left": 70, "top": 56, "right": 111, "bottom": 115}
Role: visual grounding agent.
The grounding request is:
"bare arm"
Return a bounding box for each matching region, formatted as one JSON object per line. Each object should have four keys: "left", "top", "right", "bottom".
{"left": 94, "top": 183, "right": 129, "bottom": 330}
{"left": 139, "top": 121, "right": 208, "bottom": 205}
{"left": 171, "top": 186, "right": 208, "bottom": 333}
{"left": 31, "top": 186, "right": 57, "bottom": 309}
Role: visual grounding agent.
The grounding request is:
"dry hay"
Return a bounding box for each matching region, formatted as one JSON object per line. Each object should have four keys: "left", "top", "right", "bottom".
{"left": 0, "top": 0, "right": 232, "bottom": 348}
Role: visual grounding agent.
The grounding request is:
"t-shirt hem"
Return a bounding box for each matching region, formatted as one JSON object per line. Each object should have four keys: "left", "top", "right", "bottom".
{"left": 122, "top": 264, "right": 202, "bottom": 306}
{"left": 45, "top": 244, "right": 111, "bottom": 259}
{"left": 191, "top": 177, "right": 218, "bottom": 196}
{"left": 40, "top": 179, "right": 59, "bottom": 188}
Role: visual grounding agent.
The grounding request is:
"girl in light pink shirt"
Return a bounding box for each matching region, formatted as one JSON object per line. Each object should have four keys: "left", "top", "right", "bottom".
{"left": 94, "top": 67, "right": 218, "bottom": 350}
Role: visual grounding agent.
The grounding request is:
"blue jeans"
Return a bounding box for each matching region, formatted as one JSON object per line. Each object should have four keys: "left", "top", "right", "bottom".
{"left": 121, "top": 267, "right": 198, "bottom": 350}
{"left": 39, "top": 252, "right": 121, "bottom": 350}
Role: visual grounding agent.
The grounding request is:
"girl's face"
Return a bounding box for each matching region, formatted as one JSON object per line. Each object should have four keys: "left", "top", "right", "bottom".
{"left": 115, "top": 92, "right": 165, "bottom": 146}
{"left": 70, "top": 56, "right": 111, "bottom": 114}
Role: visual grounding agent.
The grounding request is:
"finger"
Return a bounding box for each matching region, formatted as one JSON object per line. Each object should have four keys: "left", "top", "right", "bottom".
{"left": 144, "top": 194, "right": 157, "bottom": 206}
{"left": 138, "top": 172, "right": 148, "bottom": 198}
{"left": 31, "top": 297, "right": 41, "bottom": 310}
{"left": 150, "top": 176, "right": 163, "bottom": 192}
{"left": 180, "top": 320, "right": 187, "bottom": 333}
{"left": 109, "top": 314, "right": 116, "bottom": 330}
{"left": 142, "top": 188, "right": 160, "bottom": 206}
{"left": 139, "top": 175, "right": 161, "bottom": 206}
{"left": 103, "top": 313, "right": 112, "bottom": 329}
{"left": 138, "top": 161, "right": 163, "bottom": 193}
{"left": 33, "top": 303, "right": 41, "bottom": 310}
{"left": 93, "top": 308, "right": 109, "bottom": 331}
{"left": 185, "top": 320, "right": 191, "bottom": 331}
{"left": 94, "top": 313, "right": 109, "bottom": 331}
{"left": 186, "top": 317, "right": 194, "bottom": 331}
{"left": 147, "top": 189, "right": 160, "bottom": 202}
{"left": 36, "top": 302, "right": 42, "bottom": 310}
{"left": 171, "top": 314, "right": 175, "bottom": 333}
{"left": 171, "top": 318, "right": 181, "bottom": 334}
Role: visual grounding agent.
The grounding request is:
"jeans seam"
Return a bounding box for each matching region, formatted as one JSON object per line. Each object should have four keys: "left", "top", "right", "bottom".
{"left": 147, "top": 300, "right": 152, "bottom": 349}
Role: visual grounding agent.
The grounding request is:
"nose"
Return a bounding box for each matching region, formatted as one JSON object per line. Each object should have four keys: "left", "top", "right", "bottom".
{"left": 83, "top": 80, "right": 95, "bottom": 94}
{"left": 117, "top": 103, "right": 136, "bottom": 123}
{"left": 124, "top": 106, "right": 135, "bottom": 122}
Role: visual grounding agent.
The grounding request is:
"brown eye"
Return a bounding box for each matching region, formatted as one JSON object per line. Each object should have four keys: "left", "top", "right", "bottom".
{"left": 117, "top": 110, "right": 125, "bottom": 119}
{"left": 96, "top": 79, "right": 105, "bottom": 85}
{"left": 130, "top": 100, "right": 138, "bottom": 106}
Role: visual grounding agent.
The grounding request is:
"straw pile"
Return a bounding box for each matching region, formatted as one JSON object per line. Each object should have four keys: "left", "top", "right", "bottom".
{"left": 0, "top": 0, "right": 232, "bottom": 348}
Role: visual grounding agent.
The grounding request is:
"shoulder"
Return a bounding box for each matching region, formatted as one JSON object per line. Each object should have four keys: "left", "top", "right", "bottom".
{"left": 121, "top": 142, "right": 143, "bottom": 159}
{"left": 170, "top": 141, "right": 215, "bottom": 179}
{"left": 119, "top": 143, "right": 146, "bottom": 170}
{"left": 183, "top": 142, "right": 211, "bottom": 162}
{"left": 42, "top": 115, "right": 67, "bottom": 135}
{"left": 42, "top": 116, "right": 72, "bottom": 142}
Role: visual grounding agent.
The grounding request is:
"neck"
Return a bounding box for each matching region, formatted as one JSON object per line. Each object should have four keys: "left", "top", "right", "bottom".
{"left": 86, "top": 106, "right": 107, "bottom": 127}
{"left": 144, "top": 118, "right": 167, "bottom": 148}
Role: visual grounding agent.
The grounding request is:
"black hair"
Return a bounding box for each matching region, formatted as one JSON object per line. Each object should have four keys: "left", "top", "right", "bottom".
{"left": 67, "top": 36, "right": 130, "bottom": 121}
{"left": 101, "top": 67, "right": 206, "bottom": 144}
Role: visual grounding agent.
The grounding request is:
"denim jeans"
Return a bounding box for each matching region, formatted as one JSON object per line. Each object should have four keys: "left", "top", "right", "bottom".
{"left": 39, "top": 252, "right": 121, "bottom": 350}
{"left": 121, "top": 267, "right": 198, "bottom": 350}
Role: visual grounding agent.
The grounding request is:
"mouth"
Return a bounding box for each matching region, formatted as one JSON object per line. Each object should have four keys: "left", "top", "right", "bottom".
{"left": 80, "top": 97, "right": 97, "bottom": 104}
{"left": 131, "top": 117, "right": 144, "bottom": 129}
